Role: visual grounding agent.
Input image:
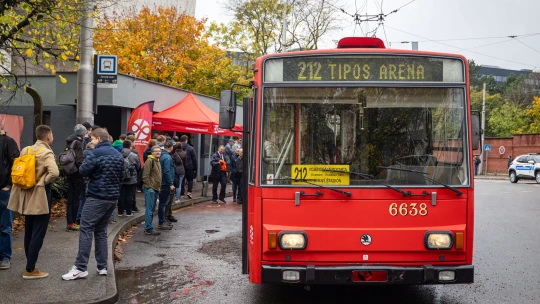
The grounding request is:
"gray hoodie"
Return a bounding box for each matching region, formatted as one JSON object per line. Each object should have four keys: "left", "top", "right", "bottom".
{"left": 121, "top": 148, "right": 141, "bottom": 185}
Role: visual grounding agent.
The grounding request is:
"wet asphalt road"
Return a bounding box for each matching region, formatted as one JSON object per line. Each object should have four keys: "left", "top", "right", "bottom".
{"left": 116, "top": 180, "right": 540, "bottom": 304}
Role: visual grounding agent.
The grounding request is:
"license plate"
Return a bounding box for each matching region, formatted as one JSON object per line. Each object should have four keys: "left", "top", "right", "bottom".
{"left": 352, "top": 271, "right": 388, "bottom": 282}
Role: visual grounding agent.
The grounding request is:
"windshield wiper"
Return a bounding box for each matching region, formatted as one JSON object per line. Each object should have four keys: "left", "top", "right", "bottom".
{"left": 376, "top": 166, "right": 463, "bottom": 196}
{"left": 263, "top": 178, "right": 351, "bottom": 197}
{"left": 320, "top": 169, "right": 410, "bottom": 197}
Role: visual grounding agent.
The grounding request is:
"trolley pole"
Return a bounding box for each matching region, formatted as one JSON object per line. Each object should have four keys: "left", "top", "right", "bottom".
{"left": 76, "top": 0, "right": 95, "bottom": 124}
{"left": 481, "top": 83, "right": 486, "bottom": 175}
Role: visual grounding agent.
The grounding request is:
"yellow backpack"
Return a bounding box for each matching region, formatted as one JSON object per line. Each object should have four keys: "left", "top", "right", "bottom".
{"left": 11, "top": 147, "right": 43, "bottom": 190}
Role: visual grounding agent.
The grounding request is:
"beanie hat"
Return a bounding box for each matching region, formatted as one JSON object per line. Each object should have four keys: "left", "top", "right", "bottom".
{"left": 74, "top": 124, "right": 87, "bottom": 137}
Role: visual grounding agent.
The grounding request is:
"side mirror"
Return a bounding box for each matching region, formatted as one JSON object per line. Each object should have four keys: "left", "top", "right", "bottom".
{"left": 471, "top": 111, "right": 481, "bottom": 151}
{"left": 219, "top": 90, "right": 237, "bottom": 129}
{"left": 528, "top": 160, "right": 535, "bottom": 164}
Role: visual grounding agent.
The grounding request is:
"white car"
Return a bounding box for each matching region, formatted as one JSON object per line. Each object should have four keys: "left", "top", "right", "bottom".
{"left": 508, "top": 153, "right": 540, "bottom": 183}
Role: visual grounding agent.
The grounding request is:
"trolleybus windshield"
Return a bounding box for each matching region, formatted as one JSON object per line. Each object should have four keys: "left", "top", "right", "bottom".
{"left": 260, "top": 86, "right": 469, "bottom": 187}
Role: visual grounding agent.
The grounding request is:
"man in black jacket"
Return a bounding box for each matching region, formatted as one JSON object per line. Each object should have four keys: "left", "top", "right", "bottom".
{"left": 0, "top": 127, "right": 20, "bottom": 270}
{"left": 180, "top": 135, "right": 197, "bottom": 199}
{"left": 210, "top": 145, "right": 229, "bottom": 204}
{"left": 65, "top": 124, "right": 86, "bottom": 231}
{"left": 62, "top": 128, "right": 124, "bottom": 280}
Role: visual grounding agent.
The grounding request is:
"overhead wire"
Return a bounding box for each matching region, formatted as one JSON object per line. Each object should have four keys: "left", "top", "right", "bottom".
{"left": 513, "top": 39, "right": 540, "bottom": 55}
{"left": 384, "top": 25, "right": 538, "bottom": 68}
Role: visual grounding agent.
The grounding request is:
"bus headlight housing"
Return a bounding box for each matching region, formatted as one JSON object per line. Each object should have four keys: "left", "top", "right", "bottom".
{"left": 279, "top": 232, "right": 307, "bottom": 250}
{"left": 425, "top": 232, "right": 453, "bottom": 249}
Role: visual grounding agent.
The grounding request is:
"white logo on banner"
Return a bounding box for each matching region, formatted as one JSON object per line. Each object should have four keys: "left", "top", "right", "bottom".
{"left": 131, "top": 119, "right": 150, "bottom": 140}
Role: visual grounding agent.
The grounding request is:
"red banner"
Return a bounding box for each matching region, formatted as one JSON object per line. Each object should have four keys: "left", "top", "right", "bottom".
{"left": 127, "top": 101, "right": 154, "bottom": 166}
{"left": 0, "top": 114, "right": 24, "bottom": 149}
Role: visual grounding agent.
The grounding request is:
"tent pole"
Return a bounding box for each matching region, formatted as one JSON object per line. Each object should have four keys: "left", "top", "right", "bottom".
{"left": 207, "top": 134, "right": 213, "bottom": 183}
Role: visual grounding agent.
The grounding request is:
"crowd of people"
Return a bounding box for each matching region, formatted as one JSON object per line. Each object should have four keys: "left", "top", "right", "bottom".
{"left": 0, "top": 122, "right": 242, "bottom": 281}
{"left": 0, "top": 123, "right": 243, "bottom": 280}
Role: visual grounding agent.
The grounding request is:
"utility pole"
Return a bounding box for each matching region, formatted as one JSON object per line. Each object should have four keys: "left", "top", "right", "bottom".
{"left": 481, "top": 83, "right": 486, "bottom": 175}
{"left": 281, "top": 2, "right": 288, "bottom": 52}
{"left": 76, "top": 0, "right": 95, "bottom": 125}
{"left": 411, "top": 41, "right": 418, "bottom": 50}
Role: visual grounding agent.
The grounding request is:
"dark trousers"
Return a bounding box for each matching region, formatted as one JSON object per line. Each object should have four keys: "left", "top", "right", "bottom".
{"left": 118, "top": 184, "right": 137, "bottom": 215}
{"left": 184, "top": 169, "right": 195, "bottom": 193}
{"left": 166, "top": 190, "right": 174, "bottom": 218}
{"left": 232, "top": 177, "right": 243, "bottom": 202}
{"left": 158, "top": 186, "right": 171, "bottom": 225}
{"left": 76, "top": 179, "right": 88, "bottom": 224}
{"left": 212, "top": 171, "right": 227, "bottom": 201}
{"left": 67, "top": 175, "right": 82, "bottom": 226}
{"left": 75, "top": 197, "right": 116, "bottom": 272}
{"left": 24, "top": 186, "right": 52, "bottom": 272}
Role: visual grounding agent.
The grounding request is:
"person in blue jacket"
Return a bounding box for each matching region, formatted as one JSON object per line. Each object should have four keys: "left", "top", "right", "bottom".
{"left": 158, "top": 142, "right": 175, "bottom": 230}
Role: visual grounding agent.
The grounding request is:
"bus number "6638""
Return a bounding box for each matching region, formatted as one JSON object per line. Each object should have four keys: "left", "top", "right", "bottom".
{"left": 389, "top": 203, "right": 428, "bottom": 217}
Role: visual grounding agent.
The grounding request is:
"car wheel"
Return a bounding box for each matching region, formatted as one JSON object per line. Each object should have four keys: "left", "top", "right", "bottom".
{"left": 536, "top": 171, "right": 540, "bottom": 184}
{"left": 509, "top": 171, "right": 518, "bottom": 183}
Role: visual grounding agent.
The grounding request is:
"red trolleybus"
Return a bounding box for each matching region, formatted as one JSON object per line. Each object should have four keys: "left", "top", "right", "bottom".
{"left": 220, "top": 37, "right": 481, "bottom": 286}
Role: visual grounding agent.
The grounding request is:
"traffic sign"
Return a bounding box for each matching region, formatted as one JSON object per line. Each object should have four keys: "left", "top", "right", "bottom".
{"left": 97, "top": 55, "right": 117, "bottom": 75}
{"left": 96, "top": 55, "right": 118, "bottom": 88}
{"left": 484, "top": 144, "right": 492, "bottom": 152}
{"left": 499, "top": 146, "right": 505, "bottom": 154}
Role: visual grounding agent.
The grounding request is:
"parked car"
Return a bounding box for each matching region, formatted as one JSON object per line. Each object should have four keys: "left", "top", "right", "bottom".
{"left": 508, "top": 153, "right": 540, "bottom": 183}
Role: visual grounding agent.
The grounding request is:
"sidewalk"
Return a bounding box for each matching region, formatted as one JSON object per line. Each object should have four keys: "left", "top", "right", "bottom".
{"left": 474, "top": 173, "right": 508, "bottom": 181}
{"left": 0, "top": 181, "right": 232, "bottom": 304}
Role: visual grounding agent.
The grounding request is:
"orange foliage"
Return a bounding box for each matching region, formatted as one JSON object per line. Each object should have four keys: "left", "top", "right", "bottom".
{"left": 94, "top": 7, "right": 245, "bottom": 97}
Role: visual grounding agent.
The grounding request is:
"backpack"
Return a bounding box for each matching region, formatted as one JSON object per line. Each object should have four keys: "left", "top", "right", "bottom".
{"left": 11, "top": 147, "right": 43, "bottom": 189}
{"left": 59, "top": 141, "right": 78, "bottom": 175}
{"left": 123, "top": 155, "right": 135, "bottom": 181}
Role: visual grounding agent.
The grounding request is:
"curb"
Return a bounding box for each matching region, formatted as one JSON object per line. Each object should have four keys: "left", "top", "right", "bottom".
{"left": 89, "top": 191, "right": 231, "bottom": 304}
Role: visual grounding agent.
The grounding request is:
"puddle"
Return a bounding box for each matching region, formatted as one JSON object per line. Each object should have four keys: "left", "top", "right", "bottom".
{"left": 116, "top": 261, "right": 187, "bottom": 303}
{"left": 205, "top": 230, "right": 220, "bottom": 234}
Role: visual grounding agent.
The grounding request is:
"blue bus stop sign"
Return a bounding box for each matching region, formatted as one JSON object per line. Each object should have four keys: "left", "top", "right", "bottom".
{"left": 484, "top": 144, "right": 492, "bottom": 152}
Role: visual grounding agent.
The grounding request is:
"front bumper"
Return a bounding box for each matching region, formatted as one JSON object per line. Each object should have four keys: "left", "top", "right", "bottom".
{"left": 262, "top": 264, "right": 474, "bottom": 285}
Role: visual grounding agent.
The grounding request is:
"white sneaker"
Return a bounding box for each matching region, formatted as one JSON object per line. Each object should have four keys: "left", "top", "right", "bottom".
{"left": 97, "top": 268, "right": 108, "bottom": 276}
{"left": 62, "top": 266, "right": 88, "bottom": 281}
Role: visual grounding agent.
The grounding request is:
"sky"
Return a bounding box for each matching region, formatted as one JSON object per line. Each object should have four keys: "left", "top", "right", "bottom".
{"left": 195, "top": 0, "right": 540, "bottom": 71}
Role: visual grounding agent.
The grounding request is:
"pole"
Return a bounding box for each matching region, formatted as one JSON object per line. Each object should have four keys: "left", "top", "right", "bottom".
{"left": 481, "top": 83, "right": 486, "bottom": 175}
{"left": 281, "top": 5, "right": 287, "bottom": 52}
{"left": 76, "top": 0, "right": 95, "bottom": 125}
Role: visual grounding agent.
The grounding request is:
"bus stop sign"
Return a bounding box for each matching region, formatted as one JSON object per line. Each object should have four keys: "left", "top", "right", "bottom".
{"left": 484, "top": 144, "right": 491, "bottom": 152}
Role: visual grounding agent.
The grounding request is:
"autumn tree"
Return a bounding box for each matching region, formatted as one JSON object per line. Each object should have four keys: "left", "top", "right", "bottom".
{"left": 487, "top": 102, "right": 525, "bottom": 137}
{"left": 94, "top": 7, "right": 246, "bottom": 98}
{"left": 517, "top": 96, "right": 540, "bottom": 134}
{"left": 0, "top": 0, "right": 124, "bottom": 102}
{"left": 210, "top": 0, "right": 342, "bottom": 58}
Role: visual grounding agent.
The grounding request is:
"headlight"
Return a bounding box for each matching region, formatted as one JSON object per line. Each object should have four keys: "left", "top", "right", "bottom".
{"left": 425, "top": 232, "right": 453, "bottom": 249}
{"left": 279, "top": 232, "right": 307, "bottom": 250}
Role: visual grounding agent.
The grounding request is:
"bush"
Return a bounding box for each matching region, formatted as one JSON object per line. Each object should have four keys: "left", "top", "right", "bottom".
{"left": 51, "top": 176, "right": 68, "bottom": 201}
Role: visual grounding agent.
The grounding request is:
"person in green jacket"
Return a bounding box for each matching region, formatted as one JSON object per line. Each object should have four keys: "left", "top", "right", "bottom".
{"left": 112, "top": 134, "right": 126, "bottom": 152}
{"left": 142, "top": 146, "right": 162, "bottom": 235}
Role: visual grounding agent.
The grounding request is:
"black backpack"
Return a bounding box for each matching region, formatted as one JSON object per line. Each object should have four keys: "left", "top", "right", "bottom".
{"left": 59, "top": 141, "right": 78, "bottom": 175}
{"left": 123, "top": 155, "right": 135, "bottom": 181}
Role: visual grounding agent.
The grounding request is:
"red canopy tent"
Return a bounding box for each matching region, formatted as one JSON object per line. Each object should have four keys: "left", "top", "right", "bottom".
{"left": 152, "top": 93, "right": 242, "bottom": 137}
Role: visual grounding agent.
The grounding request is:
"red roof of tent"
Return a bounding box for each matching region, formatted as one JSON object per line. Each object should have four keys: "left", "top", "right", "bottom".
{"left": 152, "top": 93, "right": 242, "bottom": 136}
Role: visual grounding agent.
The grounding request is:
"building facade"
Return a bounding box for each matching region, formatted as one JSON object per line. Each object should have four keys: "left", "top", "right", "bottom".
{"left": 0, "top": 72, "right": 242, "bottom": 180}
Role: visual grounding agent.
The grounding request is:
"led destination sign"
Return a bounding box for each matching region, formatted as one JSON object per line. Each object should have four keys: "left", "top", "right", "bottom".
{"left": 264, "top": 56, "right": 464, "bottom": 83}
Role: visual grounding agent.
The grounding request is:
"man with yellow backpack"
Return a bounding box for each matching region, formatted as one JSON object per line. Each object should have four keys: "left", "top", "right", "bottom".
{"left": 8, "top": 125, "right": 59, "bottom": 279}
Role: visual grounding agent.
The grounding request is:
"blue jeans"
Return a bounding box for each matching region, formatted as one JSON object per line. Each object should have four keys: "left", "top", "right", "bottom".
{"left": 75, "top": 197, "right": 116, "bottom": 272}
{"left": 158, "top": 186, "right": 171, "bottom": 225}
{"left": 143, "top": 187, "right": 159, "bottom": 231}
{"left": 175, "top": 175, "right": 184, "bottom": 200}
{"left": 0, "top": 189, "right": 13, "bottom": 260}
